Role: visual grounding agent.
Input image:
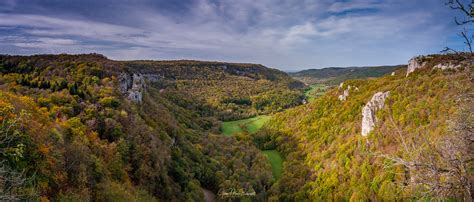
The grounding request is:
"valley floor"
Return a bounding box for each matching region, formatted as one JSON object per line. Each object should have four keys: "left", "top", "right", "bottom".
{"left": 304, "top": 83, "right": 329, "bottom": 101}
{"left": 221, "top": 115, "right": 271, "bottom": 136}
{"left": 221, "top": 115, "right": 283, "bottom": 180}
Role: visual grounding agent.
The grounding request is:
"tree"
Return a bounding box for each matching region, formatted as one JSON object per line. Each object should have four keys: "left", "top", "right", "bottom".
{"left": 0, "top": 108, "right": 30, "bottom": 200}
{"left": 443, "top": 0, "right": 474, "bottom": 53}
{"left": 377, "top": 102, "right": 473, "bottom": 201}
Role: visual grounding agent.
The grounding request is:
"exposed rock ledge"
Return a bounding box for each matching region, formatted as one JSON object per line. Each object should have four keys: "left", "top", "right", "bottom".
{"left": 361, "top": 91, "right": 390, "bottom": 136}
{"left": 406, "top": 55, "right": 471, "bottom": 77}
{"left": 119, "top": 73, "right": 161, "bottom": 103}
{"left": 338, "top": 85, "right": 351, "bottom": 101}
{"left": 433, "top": 63, "right": 461, "bottom": 70}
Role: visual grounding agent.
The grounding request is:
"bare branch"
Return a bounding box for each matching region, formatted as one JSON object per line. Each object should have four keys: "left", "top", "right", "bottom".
{"left": 460, "top": 28, "right": 473, "bottom": 53}
{"left": 444, "top": 0, "right": 474, "bottom": 53}
{"left": 441, "top": 47, "right": 460, "bottom": 54}
{"left": 446, "top": 0, "right": 473, "bottom": 18}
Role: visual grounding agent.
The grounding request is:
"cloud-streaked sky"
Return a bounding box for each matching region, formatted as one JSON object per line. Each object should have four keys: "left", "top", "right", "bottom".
{"left": 0, "top": 0, "right": 467, "bottom": 70}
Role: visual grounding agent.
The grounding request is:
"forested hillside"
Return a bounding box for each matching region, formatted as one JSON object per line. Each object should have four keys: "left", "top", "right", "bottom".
{"left": 126, "top": 60, "right": 304, "bottom": 120}
{"left": 0, "top": 53, "right": 472, "bottom": 201}
{"left": 0, "top": 54, "right": 303, "bottom": 201}
{"left": 259, "top": 54, "right": 473, "bottom": 201}
{"left": 290, "top": 65, "right": 403, "bottom": 85}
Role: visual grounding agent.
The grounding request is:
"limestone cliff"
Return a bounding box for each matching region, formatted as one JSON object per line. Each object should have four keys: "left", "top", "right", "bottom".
{"left": 119, "top": 73, "right": 160, "bottom": 103}
{"left": 406, "top": 56, "right": 426, "bottom": 77}
{"left": 361, "top": 91, "right": 390, "bottom": 136}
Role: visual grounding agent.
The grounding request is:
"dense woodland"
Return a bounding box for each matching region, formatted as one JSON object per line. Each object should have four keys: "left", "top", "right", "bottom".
{"left": 126, "top": 60, "right": 304, "bottom": 121}
{"left": 259, "top": 54, "right": 473, "bottom": 201}
{"left": 0, "top": 53, "right": 472, "bottom": 201}
{"left": 0, "top": 54, "right": 304, "bottom": 201}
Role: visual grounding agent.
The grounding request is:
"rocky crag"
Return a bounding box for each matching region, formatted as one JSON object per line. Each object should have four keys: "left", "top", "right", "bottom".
{"left": 119, "top": 73, "right": 161, "bottom": 103}
{"left": 361, "top": 91, "right": 390, "bottom": 136}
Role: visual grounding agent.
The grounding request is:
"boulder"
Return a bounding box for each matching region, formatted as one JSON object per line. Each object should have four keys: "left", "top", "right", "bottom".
{"left": 361, "top": 91, "right": 390, "bottom": 136}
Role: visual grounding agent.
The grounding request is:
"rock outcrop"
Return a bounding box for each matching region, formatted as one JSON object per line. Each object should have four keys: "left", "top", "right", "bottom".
{"left": 433, "top": 63, "right": 461, "bottom": 70}
{"left": 361, "top": 91, "right": 390, "bottom": 136}
{"left": 406, "top": 55, "right": 471, "bottom": 77}
{"left": 406, "top": 56, "right": 426, "bottom": 77}
{"left": 118, "top": 73, "right": 131, "bottom": 94}
{"left": 338, "top": 85, "right": 351, "bottom": 101}
{"left": 119, "top": 73, "right": 161, "bottom": 103}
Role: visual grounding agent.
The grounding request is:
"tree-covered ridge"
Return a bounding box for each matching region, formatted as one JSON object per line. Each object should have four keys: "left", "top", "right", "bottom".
{"left": 0, "top": 54, "right": 295, "bottom": 201}
{"left": 261, "top": 54, "right": 473, "bottom": 201}
{"left": 124, "top": 60, "right": 305, "bottom": 120}
{"left": 290, "top": 65, "right": 403, "bottom": 85}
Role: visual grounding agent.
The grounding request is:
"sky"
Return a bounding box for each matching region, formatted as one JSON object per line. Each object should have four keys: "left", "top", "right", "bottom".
{"left": 0, "top": 0, "right": 469, "bottom": 71}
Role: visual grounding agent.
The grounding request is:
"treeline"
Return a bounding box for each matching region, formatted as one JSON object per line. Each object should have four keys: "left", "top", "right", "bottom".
{"left": 290, "top": 65, "right": 403, "bottom": 85}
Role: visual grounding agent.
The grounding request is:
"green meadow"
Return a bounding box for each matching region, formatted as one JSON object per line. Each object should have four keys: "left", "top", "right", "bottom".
{"left": 221, "top": 115, "right": 271, "bottom": 136}
{"left": 262, "top": 150, "right": 284, "bottom": 180}
{"left": 221, "top": 115, "right": 283, "bottom": 180}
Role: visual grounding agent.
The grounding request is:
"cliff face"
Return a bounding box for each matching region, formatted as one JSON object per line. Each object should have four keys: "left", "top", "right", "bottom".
{"left": 361, "top": 91, "right": 390, "bottom": 136}
{"left": 119, "top": 73, "right": 161, "bottom": 103}
{"left": 406, "top": 56, "right": 425, "bottom": 77}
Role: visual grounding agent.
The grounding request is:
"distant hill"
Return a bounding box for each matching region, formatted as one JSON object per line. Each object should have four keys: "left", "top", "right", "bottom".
{"left": 290, "top": 65, "right": 405, "bottom": 85}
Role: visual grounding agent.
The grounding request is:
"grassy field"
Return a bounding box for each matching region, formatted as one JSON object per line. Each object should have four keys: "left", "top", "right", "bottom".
{"left": 304, "top": 84, "right": 329, "bottom": 101}
{"left": 262, "top": 150, "right": 283, "bottom": 180}
{"left": 221, "top": 115, "right": 283, "bottom": 180}
{"left": 221, "top": 115, "right": 271, "bottom": 136}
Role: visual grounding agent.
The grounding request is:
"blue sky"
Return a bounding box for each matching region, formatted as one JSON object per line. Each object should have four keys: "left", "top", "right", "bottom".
{"left": 0, "top": 0, "right": 468, "bottom": 70}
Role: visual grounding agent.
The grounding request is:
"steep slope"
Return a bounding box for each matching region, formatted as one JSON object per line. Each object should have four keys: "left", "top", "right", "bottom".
{"left": 260, "top": 54, "right": 473, "bottom": 201}
{"left": 0, "top": 54, "right": 303, "bottom": 201}
{"left": 290, "top": 65, "right": 403, "bottom": 85}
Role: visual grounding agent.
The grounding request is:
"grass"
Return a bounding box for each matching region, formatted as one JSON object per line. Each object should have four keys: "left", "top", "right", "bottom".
{"left": 304, "top": 84, "right": 329, "bottom": 101}
{"left": 221, "top": 115, "right": 271, "bottom": 136}
{"left": 221, "top": 115, "right": 283, "bottom": 180}
{"left": 262, "top": 150, "right": 283, "bottom": 180}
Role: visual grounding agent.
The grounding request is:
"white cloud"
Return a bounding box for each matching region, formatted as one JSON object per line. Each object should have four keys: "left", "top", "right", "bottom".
{"left": 13, "top": 37, "right": 77, "bottom": 48}
{"left": 328, "top": 0, "right": 383, "bottom": 13}
{"left": 280, "top": 22, "right": 318, "bottom": 45}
